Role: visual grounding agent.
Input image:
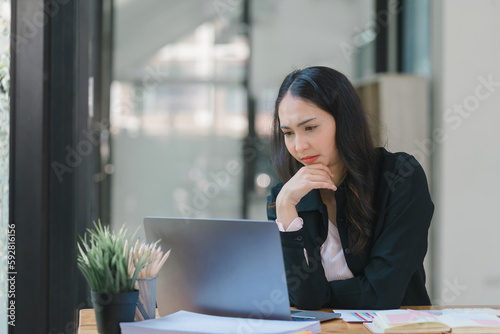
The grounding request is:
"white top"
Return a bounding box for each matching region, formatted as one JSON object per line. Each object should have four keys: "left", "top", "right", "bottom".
{"left": 276, "top": 217, "right": 354, "bottom": 281}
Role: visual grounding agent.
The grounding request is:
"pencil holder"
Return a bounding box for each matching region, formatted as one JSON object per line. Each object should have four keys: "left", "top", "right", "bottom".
{"left": 134, "top": 276, "right": 157, "bottom": 321}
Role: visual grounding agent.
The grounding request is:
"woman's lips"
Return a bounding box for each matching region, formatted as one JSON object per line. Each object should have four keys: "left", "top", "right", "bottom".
{"left": 301, "top": 155, "right": 319, "bottom": 164}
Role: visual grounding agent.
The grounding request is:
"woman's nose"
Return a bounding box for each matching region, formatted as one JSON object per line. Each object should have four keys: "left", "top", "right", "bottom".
{"left": 295, "top": 135, "right": 309, "bottom": 152}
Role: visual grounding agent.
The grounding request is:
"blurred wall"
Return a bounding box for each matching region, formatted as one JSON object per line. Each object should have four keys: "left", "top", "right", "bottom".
{"left": 250, "top": 0, "right": 373, "bottom": 95}
{"left": 432, "top": 0, "right": 500, "bottom": 304}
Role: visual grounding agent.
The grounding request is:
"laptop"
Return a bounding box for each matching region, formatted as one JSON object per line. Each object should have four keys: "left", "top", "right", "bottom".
{"left": 143, "top": 217, "right": 340, "bottom": 322}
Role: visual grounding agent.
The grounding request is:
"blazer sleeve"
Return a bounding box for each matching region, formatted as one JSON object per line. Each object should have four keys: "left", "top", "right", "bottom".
{"left": 269, "top": 155, "right": 434, "bottom": 310}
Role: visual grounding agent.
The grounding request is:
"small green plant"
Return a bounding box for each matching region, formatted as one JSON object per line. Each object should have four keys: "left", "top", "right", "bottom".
{"left": 77, "top": 221, "right": 150, "bottom": 294}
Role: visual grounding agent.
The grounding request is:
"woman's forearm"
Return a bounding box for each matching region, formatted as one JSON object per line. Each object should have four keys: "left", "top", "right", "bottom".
{"left": 275, "top": 192, "right": 300, "bottom": 230}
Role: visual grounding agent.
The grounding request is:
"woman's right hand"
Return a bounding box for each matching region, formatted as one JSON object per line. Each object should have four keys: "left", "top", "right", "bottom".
{"left": 276, "top": 164, "right": 337, "bottom": 229}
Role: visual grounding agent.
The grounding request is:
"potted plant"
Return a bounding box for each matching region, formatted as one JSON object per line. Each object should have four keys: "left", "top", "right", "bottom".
{"left": 77, "top": 221, "right": 150, "bottom": 334}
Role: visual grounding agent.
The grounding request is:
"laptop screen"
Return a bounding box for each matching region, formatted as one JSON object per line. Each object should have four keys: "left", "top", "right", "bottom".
{"left": 143, "top": 217, "right": 292, "bottom": 321}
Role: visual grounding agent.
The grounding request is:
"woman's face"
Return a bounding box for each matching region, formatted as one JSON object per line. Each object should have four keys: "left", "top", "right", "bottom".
{"left": 278, "top": 92, "right": 343, "bottom": 173}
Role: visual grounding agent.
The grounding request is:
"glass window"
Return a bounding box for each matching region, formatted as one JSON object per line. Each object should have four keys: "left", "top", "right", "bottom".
{"left": 110, "top": 5, "right": 250, "bottom": 236}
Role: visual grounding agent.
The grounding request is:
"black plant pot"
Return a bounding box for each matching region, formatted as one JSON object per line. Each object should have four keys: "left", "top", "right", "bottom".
{"left": 91, "top": 290, "right": 139, "bottom": 334}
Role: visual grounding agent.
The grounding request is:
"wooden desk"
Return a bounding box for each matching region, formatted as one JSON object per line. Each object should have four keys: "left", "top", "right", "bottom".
{"left": 78, "top": 306, "right": 500, "bottom": 334}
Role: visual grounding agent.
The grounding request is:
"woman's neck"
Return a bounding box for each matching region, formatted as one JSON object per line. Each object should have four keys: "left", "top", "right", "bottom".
{"left": 320, "top": 188, "right": 336, "bottom": 202}
{"left": 329, "top": 163, "right": 346, "bottom": 187}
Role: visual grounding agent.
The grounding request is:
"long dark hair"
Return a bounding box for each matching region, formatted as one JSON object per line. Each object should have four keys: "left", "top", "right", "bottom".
{"left": 271, "top": 66, "right": 380, "bottom": 254}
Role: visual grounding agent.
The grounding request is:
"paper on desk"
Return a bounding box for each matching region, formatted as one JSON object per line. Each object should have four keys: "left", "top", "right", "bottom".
{"left": 442, "top": 308, "right": 500, "bottom": 316}
{"left": 336, "top": 308, "right": 500, "bottom": 323}
{"left": 409, "top": 308, "right": 500, "bottom": 317}
{"left": 120, "top": 310, "right": 321, "bottom": 334}
{"left": 333, "top": 309, "right": 382, "bottom": 322}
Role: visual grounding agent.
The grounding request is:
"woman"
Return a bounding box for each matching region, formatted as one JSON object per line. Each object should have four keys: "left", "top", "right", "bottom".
{"left": 267, "top": 66, "right": 434, "bottom": 310}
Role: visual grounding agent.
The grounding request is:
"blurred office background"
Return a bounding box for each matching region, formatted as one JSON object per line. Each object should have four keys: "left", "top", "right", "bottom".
{"left": 4, "top": 0, "right": 500, "bottom": 333}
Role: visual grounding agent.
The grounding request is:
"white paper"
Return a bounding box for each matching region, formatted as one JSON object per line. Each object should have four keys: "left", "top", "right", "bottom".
{"left": 438, "top": 313, "right": 500, "bottom": 328}
{"left": 334, "top": 308, "right": 500, "bottom": 323}
{"left": 333, "top": 309, "right": 383, "bottom": 322}
{"left": 442, "top": 308, "right": 500, "bottom": 316}
{"left": 120, "top": 310, "right": 321, "bottom": 334}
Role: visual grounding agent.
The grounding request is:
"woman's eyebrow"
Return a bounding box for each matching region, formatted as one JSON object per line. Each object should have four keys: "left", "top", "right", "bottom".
{"left": 280, "top": 117, "right": 316, "bottom": 129}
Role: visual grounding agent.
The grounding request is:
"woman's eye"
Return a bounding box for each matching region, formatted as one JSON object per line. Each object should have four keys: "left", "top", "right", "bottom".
{"left": 305, "top": 126, "right": 317, "bottom": 131}
{"left": 283, "top": 132, "right": 292, "bottom": 137}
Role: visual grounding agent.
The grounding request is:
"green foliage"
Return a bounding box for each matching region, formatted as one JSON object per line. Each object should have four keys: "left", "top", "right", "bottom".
{"left": 77, "top": 221, "right": 150, "bottom": 293}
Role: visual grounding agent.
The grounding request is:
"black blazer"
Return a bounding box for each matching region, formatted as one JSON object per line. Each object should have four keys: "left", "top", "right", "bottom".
{"left": 267, "top": 148, "right": 434, "bottom": 310}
